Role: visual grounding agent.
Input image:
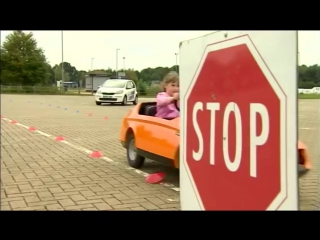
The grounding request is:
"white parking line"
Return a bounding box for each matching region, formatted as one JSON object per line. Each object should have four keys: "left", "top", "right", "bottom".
{"left": 2, "top": 117, "right": 180, "bottom": 192}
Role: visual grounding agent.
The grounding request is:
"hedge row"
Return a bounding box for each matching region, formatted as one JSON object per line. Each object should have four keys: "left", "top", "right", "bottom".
{"left": 1, "top": 85, "right": 160, "bottom": 97}
{"left": 1, "top": 86, "right": 64, "bottom": 95}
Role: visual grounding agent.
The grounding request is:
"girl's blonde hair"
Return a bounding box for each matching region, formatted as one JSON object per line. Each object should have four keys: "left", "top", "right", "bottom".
{"left": 162, "top": 71, "right": 179, "bottom": 91}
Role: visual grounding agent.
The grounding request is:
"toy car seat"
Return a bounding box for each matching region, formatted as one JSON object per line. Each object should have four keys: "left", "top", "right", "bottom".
{"left": 145, "top": 105, "right": 157, "bottom": 116}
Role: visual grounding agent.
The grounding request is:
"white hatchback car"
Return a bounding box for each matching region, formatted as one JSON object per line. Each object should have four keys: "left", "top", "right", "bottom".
{"left": 95, "top": 79, "right": 138, "bottom": 105}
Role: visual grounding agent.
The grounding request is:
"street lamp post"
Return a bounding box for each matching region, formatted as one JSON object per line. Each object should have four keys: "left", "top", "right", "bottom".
{"left": 61, "top": 31, "right": 64, "bottom": 92}
{"left": 116, "top": 48, "right": 120, "bottom": 78}
{"left": 91, "top": 58, "right": 94, "bottom": 71}
{"left": 175, "top": 53, "right": 178, "bottom": 73}
{"left": 55, "top": 67, "right": 59, "bottom": 83}
{"left": 89, "top": 74, "right": 96, "bottom": 96}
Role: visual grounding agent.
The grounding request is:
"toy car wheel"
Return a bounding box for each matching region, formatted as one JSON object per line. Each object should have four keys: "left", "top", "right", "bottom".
{"left": 126, "top": 134, "right": 145, "bottom": 168}
{"left": 122, "top": 95, "right": 127, "bottom": 106}
{"left": 133, "top": 95, "right": 138, "bottom": 105}
{"left": 96, "top": 101, "right": 101, "bottom": 105}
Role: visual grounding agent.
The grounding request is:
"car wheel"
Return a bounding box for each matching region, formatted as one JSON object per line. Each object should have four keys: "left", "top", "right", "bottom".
{"left": 122, "top": 95, "right": 127, "bottom": 106}
{"left": 126, "top": 133, "right": 145, "bottom": 168}
{"left": 133, "top": 95, "right": 138, "bottom": 105}
{"left": 96, "top": 101, "right": 101, "bottom": 105}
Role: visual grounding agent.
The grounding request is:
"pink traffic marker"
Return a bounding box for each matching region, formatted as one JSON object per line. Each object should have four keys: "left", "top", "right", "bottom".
{"left": 55, "top": 136, "right": 65, "bottom": 141}
{"left": 146, "top": 172, "right": 165, "bottom": 184}
{"left": 90, "top": 151, "right": 103, "bottom": 158}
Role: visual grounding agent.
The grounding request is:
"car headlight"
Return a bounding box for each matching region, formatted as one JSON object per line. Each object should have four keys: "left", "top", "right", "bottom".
{"left": 96, "top": 90, "right": 102, "bottom": 94}
{"left": 115, "top": 90, "right": 123, "bottom": 94}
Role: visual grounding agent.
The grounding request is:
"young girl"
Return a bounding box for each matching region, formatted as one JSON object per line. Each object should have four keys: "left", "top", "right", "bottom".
{"left": 155, "top": 71, "right": 180, "bottom": 119}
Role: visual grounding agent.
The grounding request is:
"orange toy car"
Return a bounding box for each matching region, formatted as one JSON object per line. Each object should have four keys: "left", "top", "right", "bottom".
{"left": 120, "top": 102, "right": 180, "bottom": 169}
{"left": 298, "top": 140, "right": 312, "bottom": 178}
{"left": 120, "top": 102, "right": 312, "bottom": 177}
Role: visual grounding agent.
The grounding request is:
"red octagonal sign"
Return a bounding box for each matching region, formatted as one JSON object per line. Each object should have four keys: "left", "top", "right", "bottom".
{"left": 183, "top": 35, "right": 287, "bottom": 210}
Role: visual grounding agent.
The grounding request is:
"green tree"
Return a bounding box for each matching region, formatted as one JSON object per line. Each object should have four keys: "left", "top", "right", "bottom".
{"left": 135, "top": 70, "right": 140, "bottom": 80}
{"left": 60, "top": 62, "right": 78, "bottom": 81}
{"left": 53, "top": 64, "right": 70, "bottom": 81}
{"left": 138, "top": 66, "right": 179, "bottom": 83}
{"left": 78, "top": 70, "right": 87, "bottom": 88}
{"left": 136, "top": 79, "right": 147, "bottom": 95}
{"left": 298, "top": 64, "right": 320, "bottom": 88}
{"left": 1, "top": 31, "right": 50, "bottom": 86}
{"left": 46, "top": 63, "right": 55, "bottom": 85}
{"left": 123, "top": 68, "right": 138, "bottom": 81}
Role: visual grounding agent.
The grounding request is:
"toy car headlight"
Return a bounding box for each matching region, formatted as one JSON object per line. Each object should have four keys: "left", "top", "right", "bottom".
{"left": 115, "top": 90, "right": 123, "bottom": 94}
{"left": 96, "top": 90, "right": 102, "bottom": 94}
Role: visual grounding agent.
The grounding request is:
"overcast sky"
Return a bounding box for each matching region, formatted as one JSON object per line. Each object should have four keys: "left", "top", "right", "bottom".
{"left": 1, "top": 31, "right": 319, "bottom": 71}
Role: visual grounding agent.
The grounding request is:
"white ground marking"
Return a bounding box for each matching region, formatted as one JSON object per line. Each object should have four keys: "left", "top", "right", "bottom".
{"left": 2, "top": 117, "right": 180, "bottom": 192}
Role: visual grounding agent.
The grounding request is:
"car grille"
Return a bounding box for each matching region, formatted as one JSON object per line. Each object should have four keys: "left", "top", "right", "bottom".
{"left": 102, "top": 92, "right": 115, "bottom": 95}
{"left": 99, "top": 98, "right": 117, "bottom": 101}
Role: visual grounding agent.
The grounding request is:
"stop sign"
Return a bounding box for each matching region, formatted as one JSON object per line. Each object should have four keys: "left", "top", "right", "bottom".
{"left": 183, "top": 35, "right": 287, "bottom": 210}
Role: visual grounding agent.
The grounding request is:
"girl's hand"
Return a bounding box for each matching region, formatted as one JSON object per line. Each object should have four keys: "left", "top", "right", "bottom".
{"left": 173, "top": 92, "right": 180, "bottom": 100}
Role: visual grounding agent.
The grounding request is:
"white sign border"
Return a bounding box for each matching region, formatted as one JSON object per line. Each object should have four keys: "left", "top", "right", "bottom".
{"left": 182, "top": 34, "right": 287, "bottom": 210}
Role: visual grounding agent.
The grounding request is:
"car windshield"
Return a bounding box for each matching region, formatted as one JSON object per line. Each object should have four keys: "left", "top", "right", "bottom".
{"left": 102, "top": 80, "right": 126, "bottom": 88}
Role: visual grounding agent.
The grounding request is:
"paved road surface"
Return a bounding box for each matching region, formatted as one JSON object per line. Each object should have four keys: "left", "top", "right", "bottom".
{"left": 1, "top": 95, "right": 319, "bottom": 210}
{"left": 298, "top": 100, "right": 319, "bottom": 210}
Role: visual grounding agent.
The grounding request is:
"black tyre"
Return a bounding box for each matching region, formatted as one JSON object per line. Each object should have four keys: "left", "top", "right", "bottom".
{"left": 122, "top": 95, "right": 127, "bottom": 106}
{"left": 96, "top": 101, "right": 101, "bottom": 105}
{"left": 126, "top": 133, "right": 145, "bottom": 168}
{"left": 133, "top": 95, "right": 138, "bottom": 105}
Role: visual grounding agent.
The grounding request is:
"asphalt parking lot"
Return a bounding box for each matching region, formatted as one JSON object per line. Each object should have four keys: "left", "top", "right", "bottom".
{"left": 1, "top": 95, "right": 319, "bottom": 210}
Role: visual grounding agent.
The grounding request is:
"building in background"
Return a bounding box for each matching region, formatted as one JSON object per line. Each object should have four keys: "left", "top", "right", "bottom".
{"left": 63, "top": 82, "right": 78, "bottom": 88}
{"left": 85, "top": 74, "right": 111, "bottom": 92}
{"left": 85, "top": 71, "right": 128, "bottom": 92}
